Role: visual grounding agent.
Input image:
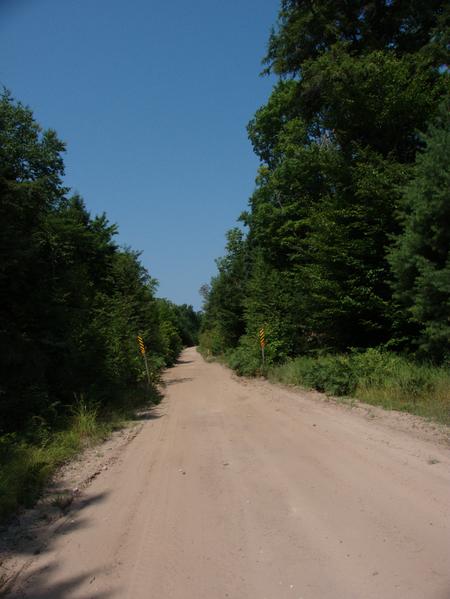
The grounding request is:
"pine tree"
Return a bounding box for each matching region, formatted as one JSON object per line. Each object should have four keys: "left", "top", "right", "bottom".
{"left": 389, "top": 101, "right": 450, "bottom": 361}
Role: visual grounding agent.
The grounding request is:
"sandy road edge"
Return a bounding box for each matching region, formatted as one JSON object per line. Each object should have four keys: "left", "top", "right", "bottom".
{"left": 0, "top": 412, "right": 150, "bottom": 595}
{"left": 211, "top": 355, "right": 450, "bottom": 448}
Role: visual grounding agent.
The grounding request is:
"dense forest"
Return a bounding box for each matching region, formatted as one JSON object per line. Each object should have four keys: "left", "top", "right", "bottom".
{"left": 200, "top": 0, "right": 450, "bottom": 417}
{"left": 0, "top": 92, "right": 200, "bottom": 517}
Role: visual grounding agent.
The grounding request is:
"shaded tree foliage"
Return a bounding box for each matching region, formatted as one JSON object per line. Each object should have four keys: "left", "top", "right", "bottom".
{"left": 200, "top": 229, "right": 248, "bottom": 354}
{"left": 389, "top": 101, "right": 450, "bottom": 361}
{"left": 0, "top": 92, "right": 200, "bottom": 434}
{"left": 201, "top": 0, "right": 449, "bottom": 364}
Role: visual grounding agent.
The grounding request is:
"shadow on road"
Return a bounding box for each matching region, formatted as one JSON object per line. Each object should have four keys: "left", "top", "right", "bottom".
{"left": 164, "top": 377, "right": 193, "bottom": 386}
{"left": 6, "top": 562, "right": 119, "bottom": 598}
{"left": 0, "top": 489, "right": 112, "bottom": 597}
{"left": 130, "top": 405, "right": 165, "bottom": 421}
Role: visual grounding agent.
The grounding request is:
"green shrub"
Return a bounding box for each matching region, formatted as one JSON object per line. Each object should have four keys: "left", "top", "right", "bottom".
{"left": 268, "top": 348, "right": 450, "bottom": 424}
{"left": 71, "top": 398, "right": 101, "bottom": 439}
{"left": 226, "top": 343, "right": 262, "bottom": 377}
{"left": 198, "top": 328, "right": 224, "bottom": 357}
{"left": 351, "top": 348, "right": 401, "bottom": 387}
{"left": 225, "top": 330, "right": 286, "bottom": 377}
{"left": 269, "top": 354, "right": 356, "bottom": 395}
{"left": 312, "top": 355, "right": 357, "bottom": 395}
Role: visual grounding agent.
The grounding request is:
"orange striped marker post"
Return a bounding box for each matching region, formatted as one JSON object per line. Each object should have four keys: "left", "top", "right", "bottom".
{"left": 137, "top": 335, "right": 151, "bottom": 385}
{"left": 259, "top": 328, "right": 266, "bottom": 367}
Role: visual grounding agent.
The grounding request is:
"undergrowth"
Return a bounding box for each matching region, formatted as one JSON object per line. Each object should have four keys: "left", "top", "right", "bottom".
{"left": 268, "top": 349, "right": 450, "bottom": 424}
{"left": 210, "top": 343, "right": 449, "bottom": 425}
{"left": 0, "top": 386, "right": 161, "bottom": 523}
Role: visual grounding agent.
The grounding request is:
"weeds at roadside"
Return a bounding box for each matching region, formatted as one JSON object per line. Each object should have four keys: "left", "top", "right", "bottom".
{"left": 0, "top": 385, "right": 161, "bottom": 523}
{"left": 50, "top": 493, "right": 73, "bottom": 512}
{"left": 267, "top": 349, "right": 450, "bottom": 426}
{"left": 211, "top": 344, "right": 449, "bottom": 426}
{"left": 335, "top": 396, "right": 358, "bottom": 408}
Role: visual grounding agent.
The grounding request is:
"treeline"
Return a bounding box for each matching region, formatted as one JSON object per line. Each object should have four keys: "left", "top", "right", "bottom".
{"left": 200, "top": 1, "right": 450, "bottom": 417}
{"left": 0, "top": 91, "right": 200, "bottom": 516}
{"left": 0, "top": 91, "right": 201, "bottom": 516}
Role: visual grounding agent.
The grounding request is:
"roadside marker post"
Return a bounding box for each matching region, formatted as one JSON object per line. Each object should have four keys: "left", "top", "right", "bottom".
{"left": 137, "top": 335, "right": 151, "bottom": 386}
{"left": 259, "top": 328, "right": 265, "bottom": 367}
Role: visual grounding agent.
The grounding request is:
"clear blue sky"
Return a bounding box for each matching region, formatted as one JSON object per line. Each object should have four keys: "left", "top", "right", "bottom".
{"left": 0, "top": 0, "right": 277, "bottom": 310}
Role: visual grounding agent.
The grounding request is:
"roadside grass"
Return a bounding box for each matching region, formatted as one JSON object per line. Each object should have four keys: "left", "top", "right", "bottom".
{"left": 267, "top": 349, "right": 450, "bottom": 425}
{"left": 0, "top": 386, "right": 160, "bottom": 523}
{"left": 214, "top": 342, "right": 449, "bottom": 425}
{"left": 355, "top": 368, "right": 450, "bottom": 424}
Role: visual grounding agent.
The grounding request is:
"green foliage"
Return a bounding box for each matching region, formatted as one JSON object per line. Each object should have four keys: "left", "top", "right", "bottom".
{"left": 71, "top": 399, "right": 100, "bottom": 439}
{"left": 389, "top": 101, "right": 450, "bottom": 361}
{"left": 202, "top": 0, "right": 449, "bottom": 377}
{"left": 225, "top": 334, "right": 267, "bottom": 377}
{"left": 270, "top": 354, "right": 356, "bottom": 396}
{"left": 154, "top": 299, "right": 183, "bottom": 366}
{"left": 198, "top": 327, "right": 225, "bottom": 358}
{"left": 0, "top": 91, "right": 197, "bottom": 434}
{"left": 264, "top": 0, "right": 449, "bottom": 77}
{"left": 172, "top": 303, "right": 202, "bottom": 347}
{"left": 0, "top": 388, "right": 162, "bottom": 522}
{"left": 269, "top": 349, "right": 450, "bottom": 424}
{"left": 153, "top": 299, "right": 201, "bottom": 364}
{"left": 243, "top": 255, "right": 302, "bottom": 357}
{"left": 199, "top": 228, "right": 248, "bottom": 353}
{"left": 0, "top": 91, "right": 200, "bottom": 520}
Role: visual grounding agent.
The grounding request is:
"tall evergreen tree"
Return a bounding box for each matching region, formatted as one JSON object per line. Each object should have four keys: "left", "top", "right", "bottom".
{"left": 389, "top": 101, "right": 450, "bottom": 362}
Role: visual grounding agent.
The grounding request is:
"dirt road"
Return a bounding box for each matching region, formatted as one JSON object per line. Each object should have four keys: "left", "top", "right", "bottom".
{"left": 6, "top": 348, "right": 450, "bottom": 598}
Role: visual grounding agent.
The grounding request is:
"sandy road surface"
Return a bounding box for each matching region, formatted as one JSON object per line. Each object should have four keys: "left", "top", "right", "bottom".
{"left": 5, "top": 347, "right": 450, "bottom": 598}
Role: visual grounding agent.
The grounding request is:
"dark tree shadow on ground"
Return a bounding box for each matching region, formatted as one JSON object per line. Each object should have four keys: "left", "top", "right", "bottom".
{"left": 164, "top": 377, "right": 193, "bottom": 386}
{"left": 0, "top": 490, "right": 114, "bottom": 597}
{"left": 1, "top": 491, "right": 110, "bottom": 556}
{"left": 130, "top": 406, "right": 165, "bottom": 421}
{"left": 6, "top": 562, "right": 121, "bottom": 598}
